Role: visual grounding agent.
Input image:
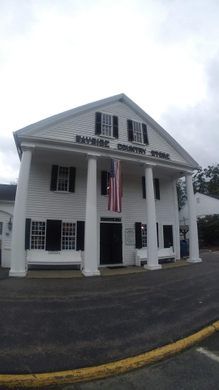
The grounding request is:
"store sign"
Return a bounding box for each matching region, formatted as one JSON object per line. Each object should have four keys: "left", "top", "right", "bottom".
{"left": 125, "top": 228, "right": 135, "bottom": 245}
{"left": 117, "top": 143, "right": 146, "bottom": 155}
{"left": 75, "top": 135, "right": 170, "bottom": 159}
{"left": 151, "top": 150, "right": 170, "bottom": 159}
{"left": 76, "top": 135, "right": 110, "bottom": 148}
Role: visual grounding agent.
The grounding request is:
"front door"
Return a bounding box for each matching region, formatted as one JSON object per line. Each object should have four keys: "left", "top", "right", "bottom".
{"left": 100, "top": 223, "right": 122, "bottom": 265}
{"left": 163, "top": 225, "right": 173, "bottom": 248}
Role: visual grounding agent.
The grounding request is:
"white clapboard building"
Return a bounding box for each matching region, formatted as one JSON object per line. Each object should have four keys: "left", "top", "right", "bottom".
{"left": 0, "top": 184, "right": 16, "bottom": 268}
{"left": 10, "top": 94, "right": 201, "bottom": 277}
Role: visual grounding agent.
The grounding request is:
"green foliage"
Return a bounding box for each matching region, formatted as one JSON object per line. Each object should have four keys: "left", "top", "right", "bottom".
{"left": 176, "top": 179, "right": 186, "bottom": 210}
{"left": 193, "top": 164, "right": 219, "bottom": 197}
{"left": 198, "top": 215, "right": 219, "bottom": 247}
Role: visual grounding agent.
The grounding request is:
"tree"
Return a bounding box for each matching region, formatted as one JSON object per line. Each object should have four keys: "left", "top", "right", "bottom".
{"left": 198, "top": 215, "right": 219, "bottom": 247}
{"left": 176, "top": 178, "right": 187, "bottom": 210}
{"left": 193, "top": 164, "right": 219, "bottom": 197}
{"left": 177, "top": 164, "right": 219, "bottom": 210}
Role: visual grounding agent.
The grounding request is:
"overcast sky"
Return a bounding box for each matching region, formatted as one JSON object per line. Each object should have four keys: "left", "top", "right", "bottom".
{"left": 0, "top": 0, "right": 219, "bottom": 183}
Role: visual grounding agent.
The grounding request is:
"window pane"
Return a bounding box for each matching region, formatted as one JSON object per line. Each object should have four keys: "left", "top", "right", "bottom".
{"left": 62, "top": 222, "right": 76, "bottom": 250}
{"left": 31, "top": 221, "right": 45, "bottom": 249}
{"left": 101, "top": 114, "right": 112, "bottom": 137}
{"left": 133, "top": 121, "right": 142, "bottom": 143}
{"left": 57, "top": 166, "right": 69, "bottom": 191}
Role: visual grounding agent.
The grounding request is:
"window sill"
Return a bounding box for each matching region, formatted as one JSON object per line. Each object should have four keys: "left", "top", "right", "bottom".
{"left": 99, "top": 134, "right": 115, "bottom": 140}
{"left": 132, "top": 140, "right": 146, "bottom": 146}
{"left": 52, "top": 191, "right": 73, "bottom": 194}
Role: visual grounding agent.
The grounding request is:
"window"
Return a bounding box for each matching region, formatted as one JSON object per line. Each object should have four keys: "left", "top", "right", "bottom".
{"left": 62, "top": 222, "right": 76, "bottom": 250}
{"left": 133, "top": 121, "right": 142, "bottom": 143}
{"left": 31, "top": 221, "right": 46, "bottom": 249}
{"left": 141, "top": 224, "right": 147, "bottom": 247}
{"left": 50, "top": 165, "right": 76, "bottom": 192}
{"left": 95, "top": 112, "right": 119, "bottom": 138}
{"left": 0, "top": 222, "right": 2, "bottom": 235}
{"left": 127, "top": 120, "right": 148, "bottom": 144}
{"left": 142, "top": 177, "right": 160, "bottom": 200}
{"left": 57, "top": 166, "right": 69, "bottom": 191}
{"left": 101, "top": 171, "right": 110, "bottom": 195}
{"left": 102, "top": 113, "right": 112, "bottom": 137}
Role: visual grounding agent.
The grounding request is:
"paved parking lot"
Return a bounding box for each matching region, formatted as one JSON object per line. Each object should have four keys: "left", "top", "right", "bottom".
{"left": 59, "top": 332, "right": 219, "bottom": 390}
{"left": 0, "top": 251, "right": 218, "bottom": 376}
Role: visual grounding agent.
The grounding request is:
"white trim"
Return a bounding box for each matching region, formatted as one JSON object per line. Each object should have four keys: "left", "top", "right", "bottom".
{"left": 15, "top": 94, "right": 199, "bottom": 169}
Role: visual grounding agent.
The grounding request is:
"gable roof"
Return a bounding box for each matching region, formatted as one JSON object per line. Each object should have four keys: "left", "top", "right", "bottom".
{"left": 0, "top": 184, "right": 17, "bottom": 202}
{"left": 14, "top": 93, "right": 200, "bottom": 169}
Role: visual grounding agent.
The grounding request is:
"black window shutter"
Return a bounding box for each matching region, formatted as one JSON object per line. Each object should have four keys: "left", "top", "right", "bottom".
{"left": 101, "top": 171, "right": 108, "bottom": 195}
{"left": 95, "top": 112, "right": 102, "bottom": 135}
{"left": 142, "top": 176, "right": 146, "bottom": 199}
{"left": 25, "top": 218, "right": 31, "bottom": 250}
{"left": 76, "top": 221, "right": 85, "bottom": 251}
{"left": 113, "top": 116, "right": 119, "bottom": 138}
{"left": 69, "top": 167, "right": 76, "bottom": 192}
{"left": 127, "top": 119, "right": 133, "bottom": 141}
{"left": 135, "top": 222, "right": 142, "bottom": 249}
{"left": 154, "top": 178, "right": 160, "bottom": 200}
{"left": 142, "top": 123, "right": 149, "bottom": 144}
{"left": 50, "top": 165, "right": 58, "bottom": 191}
{"left": 46, "top": 220, "right": 62, "bottom": 251}
{"left": 156, "top": 222, "right": 159, "bottom": 247}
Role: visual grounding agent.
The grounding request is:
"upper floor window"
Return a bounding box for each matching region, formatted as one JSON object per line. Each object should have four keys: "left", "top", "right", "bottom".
{"left": 142, "top": 176, "right": 160, "bottom": 200}
{"left": 127, "top": 120, "right": 149, "bottom": 145}
{"left": 95, "top": 112, "right": 118, "bottom": 138}
{"left": 57, "top": 166, "right": 70, "bottom": 191}
{"left": 50, "top": 165, "right": 76, "bottom": 193}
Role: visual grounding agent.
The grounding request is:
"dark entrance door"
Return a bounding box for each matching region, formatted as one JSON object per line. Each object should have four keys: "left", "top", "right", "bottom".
{"left": 100, "top": 223, "right": 122, "bottom": 265}
{"left": 163, "top": 225, "right": 173, "bottom": 248}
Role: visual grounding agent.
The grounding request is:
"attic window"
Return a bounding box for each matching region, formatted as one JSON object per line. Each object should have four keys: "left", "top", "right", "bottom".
{"left": 127, "top": 120, "right": 148, "bottom": 144}
{"left": 95, "top": 112, "right": 119, "bottom": 138}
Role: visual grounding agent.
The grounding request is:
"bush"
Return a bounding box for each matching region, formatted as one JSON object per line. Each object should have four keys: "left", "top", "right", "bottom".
{"left": 198, "top": 215, "right": 219, "bottom": 247}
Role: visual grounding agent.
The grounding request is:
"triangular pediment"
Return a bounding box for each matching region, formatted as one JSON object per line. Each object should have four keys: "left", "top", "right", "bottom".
{"left": 14, "top": 94, "right": 199, "bottom": 169}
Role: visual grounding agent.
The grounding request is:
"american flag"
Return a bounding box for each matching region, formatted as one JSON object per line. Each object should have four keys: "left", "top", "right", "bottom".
{"left": 108, "top": 159, "right": 122, "bottom": 213}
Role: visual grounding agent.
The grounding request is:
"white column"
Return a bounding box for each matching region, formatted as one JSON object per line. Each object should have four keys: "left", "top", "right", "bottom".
{"left": 82, "top": 154, "right": 100, "bottom": 276}
{"left": 186, "top": 174, "right": 202, "bottom": 263}
{"left": 144, "top": 165, "right": 161, "bottom": 270}
{"left": 10, "top": 148, "right": 32, "bottom": 277}
{"left": 173, "top": 179, "right": 181, "bottom": 260}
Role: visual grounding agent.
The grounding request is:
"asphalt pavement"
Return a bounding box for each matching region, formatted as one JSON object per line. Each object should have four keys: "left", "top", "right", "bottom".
{"left": 0, "top": 251, "right": 218, "bottom": 375}
{"left": 58, "top": 332, "right": 219, "bottom": 390}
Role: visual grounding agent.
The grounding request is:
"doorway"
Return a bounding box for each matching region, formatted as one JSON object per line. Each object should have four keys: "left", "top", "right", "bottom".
{"left": 100, "top": 223, "right": 122, "bottom": 265}
{"left": 163, "top": 225, "right": 173, "bottom": 248}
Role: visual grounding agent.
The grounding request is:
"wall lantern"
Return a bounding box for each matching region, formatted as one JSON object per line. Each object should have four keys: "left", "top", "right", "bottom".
{"left": 8, "top": 217, "right": 12, "bottom": 232}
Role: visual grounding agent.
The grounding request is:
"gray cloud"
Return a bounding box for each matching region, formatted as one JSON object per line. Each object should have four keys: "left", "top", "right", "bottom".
{"left": 0, "top": 135, "right": 19, "bottom": 183}
{"left": 161, "top": 55, "right": 219, "bottom": 168}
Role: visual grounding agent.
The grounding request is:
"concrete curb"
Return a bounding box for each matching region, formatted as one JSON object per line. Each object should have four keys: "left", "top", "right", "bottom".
{"left": 1, "top": 320, "right": 218, "bottom": 388}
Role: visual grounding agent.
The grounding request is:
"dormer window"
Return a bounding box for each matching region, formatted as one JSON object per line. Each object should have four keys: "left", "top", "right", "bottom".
{"left": 95, "top": 112, "right": 118, "bottom": 138}
{"left": 127, "top": 120, "right": 149, "bottom": 145}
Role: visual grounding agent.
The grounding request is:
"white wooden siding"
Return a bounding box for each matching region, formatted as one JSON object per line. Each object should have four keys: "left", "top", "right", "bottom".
{"left": 179, "top": 192, "right": 219, "bottom": 223}
{"left": 35, "top": 101, "right": 187, "bottom": 165}
{"left": 26, "top": 157, "right": 177, "bottom": 265}
{"left": 0, "top": 204, "right": 14, "bottom": 267}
